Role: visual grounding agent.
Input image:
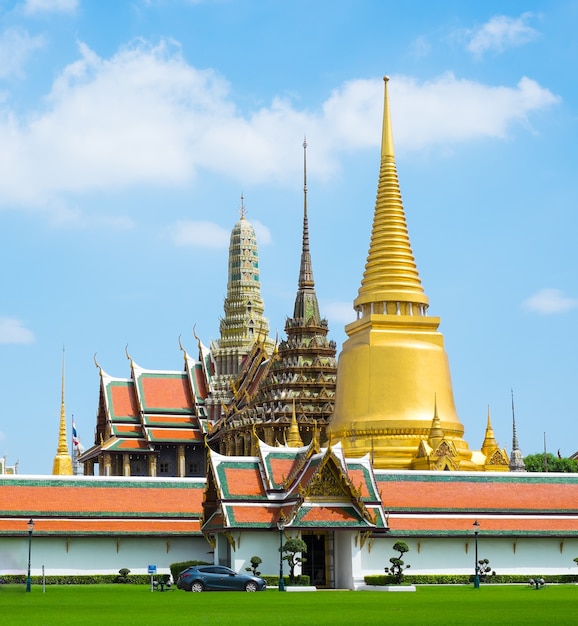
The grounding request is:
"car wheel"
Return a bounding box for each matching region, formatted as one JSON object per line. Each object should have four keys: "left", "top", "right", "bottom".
{"left": 245, "top": 581, "right": 258, "bottom": 592}
{"left": 191, "top": 581, "right": 204, "bottom": 592}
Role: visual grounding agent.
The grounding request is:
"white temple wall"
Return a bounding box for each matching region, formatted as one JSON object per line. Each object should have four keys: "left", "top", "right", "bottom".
{"left": 2, "top": 533, "right": 577, "bottom": 581}
{"left": 229, "top": 531, "right": 282, "bottom": 577}
{"left": 0, "top": 536, "right": 208, "bottom": 577}
{"left": 359, "top": 536, "right": 578, "bottom": 577}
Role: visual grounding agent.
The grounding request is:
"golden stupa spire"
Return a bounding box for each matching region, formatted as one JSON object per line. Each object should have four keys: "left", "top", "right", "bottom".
{"left": 481, "top": 406, "right": 498, "bottom": 456}
{"left": 52, "top": 347, "right": 73, "bottom": 475}
{"left": 354, "top": 76, "right": 428, "bottom": 314}
{"left": 329, "top": 76, "right": 479, "bottom": 470}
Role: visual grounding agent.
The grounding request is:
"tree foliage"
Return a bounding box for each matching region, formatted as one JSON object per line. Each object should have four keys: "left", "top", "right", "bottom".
{"left": 385, "top": 541, "right": 411, "bottom": 584}
{"left": 281, "top": 538, "right": 307, "bottom": 584}
{"left": 524, "top": 453, "right": 578, "bottom": 473}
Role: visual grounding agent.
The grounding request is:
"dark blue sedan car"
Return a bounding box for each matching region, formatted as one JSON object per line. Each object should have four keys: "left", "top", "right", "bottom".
{"left": 176, "top": 565, "right": 267, "bottom": 592}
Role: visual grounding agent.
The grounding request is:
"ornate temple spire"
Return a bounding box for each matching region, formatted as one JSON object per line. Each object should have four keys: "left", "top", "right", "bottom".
{"left": 217, "top": 194, "right": 272, "bottom": 350}
{"left": 206, "top": 197, "right": 275, "bottom": 423}
{"left": 293, "top": 137, "right": 321, "bottom": 323}
{"left": 509, "top": 390, "right": 526, "bottom": 472}
{"left": 52, "top": 348, "right": 73, "bottom": 475}
{"left": 354, "top": 76, "right": 428, "bottom": 315}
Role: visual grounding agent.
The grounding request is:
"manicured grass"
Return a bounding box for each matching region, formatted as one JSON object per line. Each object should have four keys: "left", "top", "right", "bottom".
{"left": 2, "top": 584, "right": 578, "bottom": 625}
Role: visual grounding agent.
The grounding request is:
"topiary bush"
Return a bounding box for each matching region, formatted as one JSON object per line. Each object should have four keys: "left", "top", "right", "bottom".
{"left": 245, "top": 556, "right": 262, "bottom": 576}
{"left": 115, "top": 568, "right": 131, "bottom": 583}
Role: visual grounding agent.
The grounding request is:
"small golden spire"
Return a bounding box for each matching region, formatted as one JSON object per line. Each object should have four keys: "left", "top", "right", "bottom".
{"left": 428, "top": 394, "right": 445, "bottom": 448}
{"left": 52, "top": 347, "right": 73, "bottom": 475}
{"left": 286, "top": 399, "right": 304, "bottom": 447}
{"left": 481, "top": 406, "right": 498, "bottom": 456}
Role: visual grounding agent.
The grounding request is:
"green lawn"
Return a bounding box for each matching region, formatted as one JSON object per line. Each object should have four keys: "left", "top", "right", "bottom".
{"left": 2, "top": 584, "right": 578, "bottom": 626}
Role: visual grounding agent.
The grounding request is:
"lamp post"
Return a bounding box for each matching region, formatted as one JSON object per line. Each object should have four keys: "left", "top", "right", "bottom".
{"left": 26, "top": 518, "right": 34, "bottom": 592}
{"left": 473, "top": 520, "right": 480, "bottom": 589}
{"left": 277, "top": 520, "right": 285, "bottom": 592}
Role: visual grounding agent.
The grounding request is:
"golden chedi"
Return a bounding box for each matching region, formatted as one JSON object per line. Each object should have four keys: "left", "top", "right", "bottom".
{"left": 328, "top": 77, "right": 486, "bottom": 471}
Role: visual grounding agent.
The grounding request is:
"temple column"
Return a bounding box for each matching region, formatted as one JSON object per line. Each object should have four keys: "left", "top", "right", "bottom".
{"left": 149, "top": 454, "right": 157, "bottom": 477}
{"left": 178, "top": 445, "right": 185, "bottom": 477}
{"left": 102, "top": 453, "right": 112, "bottom": 477}
{"left": 123, "top": 454, "right": 130, "bottom": 477}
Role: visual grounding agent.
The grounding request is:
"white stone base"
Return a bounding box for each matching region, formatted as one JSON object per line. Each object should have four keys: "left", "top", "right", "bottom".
{"left": 355, "top": 584, "right": 416, "bottom": 592}
{"left": 284, "top": 586, "right": 318, "bottom": 592}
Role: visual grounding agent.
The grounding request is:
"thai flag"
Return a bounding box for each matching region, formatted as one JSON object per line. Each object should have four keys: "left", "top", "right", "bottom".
{"left": 72, "top": 418, "right": 81, "bottom": 449}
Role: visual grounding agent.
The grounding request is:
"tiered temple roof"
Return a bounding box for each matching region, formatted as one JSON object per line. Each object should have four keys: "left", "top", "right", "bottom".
{"left": 202, "top": 438, "right": 387, "bottom": 533}
{"left": 79, "top": 349, "right": 208, "bottom": 476}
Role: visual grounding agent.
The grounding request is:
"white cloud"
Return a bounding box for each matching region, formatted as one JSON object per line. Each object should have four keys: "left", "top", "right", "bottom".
{"left": 0, "top": 317, "right": 35, "bottom": 344}
{"left": 466, "top": 13, "right": 540, "bottom": 57}
{"left": 0, "top": 28, "right": 44, "bottom": 79}
{"left": 169, "top": 217, "right": 271, "bottom": 249}
{"left": 22, "top": 0, "right": 78, "bottom": 14}
{"left": 522, "top": 288, "right": 578, "bottom": 314}
{"left": 323, "top": 300, "right": 355, "bottom": 326}
{"left": 0, "top": 38, "right": 560, "bottom": 217}
{"left": 169, "top": 220, "right": 231, "bottom": 249}
{"left": 322, "top": 73, "right": 559, "bottom": 151}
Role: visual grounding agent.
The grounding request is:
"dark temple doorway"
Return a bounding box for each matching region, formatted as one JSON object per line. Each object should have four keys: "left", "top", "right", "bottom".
{"left": 302, "top": 532, "right": 327, "bottom": 587}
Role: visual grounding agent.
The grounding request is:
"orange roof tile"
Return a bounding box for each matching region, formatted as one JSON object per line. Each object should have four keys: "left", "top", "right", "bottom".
{"left": 110, "top": 384, "right": 139, "bottom": 417}
{"left": 141, "top": 376, "right": 193, "bottom": 410}
{"left": 223, "top": 467, "right": 266, "bottom": 498}
{"left": 380, "top": 477, "right": 578, "bottom": 512}
{"left": 389, "top": 516, "right": 578, "bottom": 534}
{"left": 268, "top": 458, "right": 295, "bottom": 486}
{"left": 0, "top": 518, "right": 201, "bottom": 535}
{"left": 0, "top": 481, "right": 204, "bottom": 516}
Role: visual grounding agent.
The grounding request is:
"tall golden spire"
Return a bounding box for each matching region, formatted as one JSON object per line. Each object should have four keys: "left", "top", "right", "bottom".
{"left": 328, "top": 76, "right": 479, "bottom": 470}
{"left": 354, "top": 76, "right": 428, "bottom": 313}
{"left": 52, "top": 348, "right": 73, "bottom": 475}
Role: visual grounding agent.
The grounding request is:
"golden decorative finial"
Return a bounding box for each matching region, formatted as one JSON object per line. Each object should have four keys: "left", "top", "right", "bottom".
{"left": 125, "top": 344, "right": 132, "bottom": 364}
{"left": 93, "top": 352, "right": 101, "bottom": 371}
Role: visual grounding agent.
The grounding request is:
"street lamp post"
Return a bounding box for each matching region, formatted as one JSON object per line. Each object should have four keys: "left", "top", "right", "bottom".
{"left": 473, "top": 520, "right": 480, "bottom": 589}
{"left": 26, "top": 518, "right": 34, "bottom": 592}
{"left": 277, "top": 520, "right": 285, "bottom": 592}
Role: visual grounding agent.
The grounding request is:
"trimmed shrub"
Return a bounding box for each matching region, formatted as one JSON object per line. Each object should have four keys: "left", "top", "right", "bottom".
{"left": 364, "top": 573, "right": 578, "bottom": 586}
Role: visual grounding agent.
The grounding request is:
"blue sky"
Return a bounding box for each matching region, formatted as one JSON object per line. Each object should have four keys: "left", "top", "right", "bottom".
{"left": 1, "top": 0, "right": 577, "bottom": 474}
